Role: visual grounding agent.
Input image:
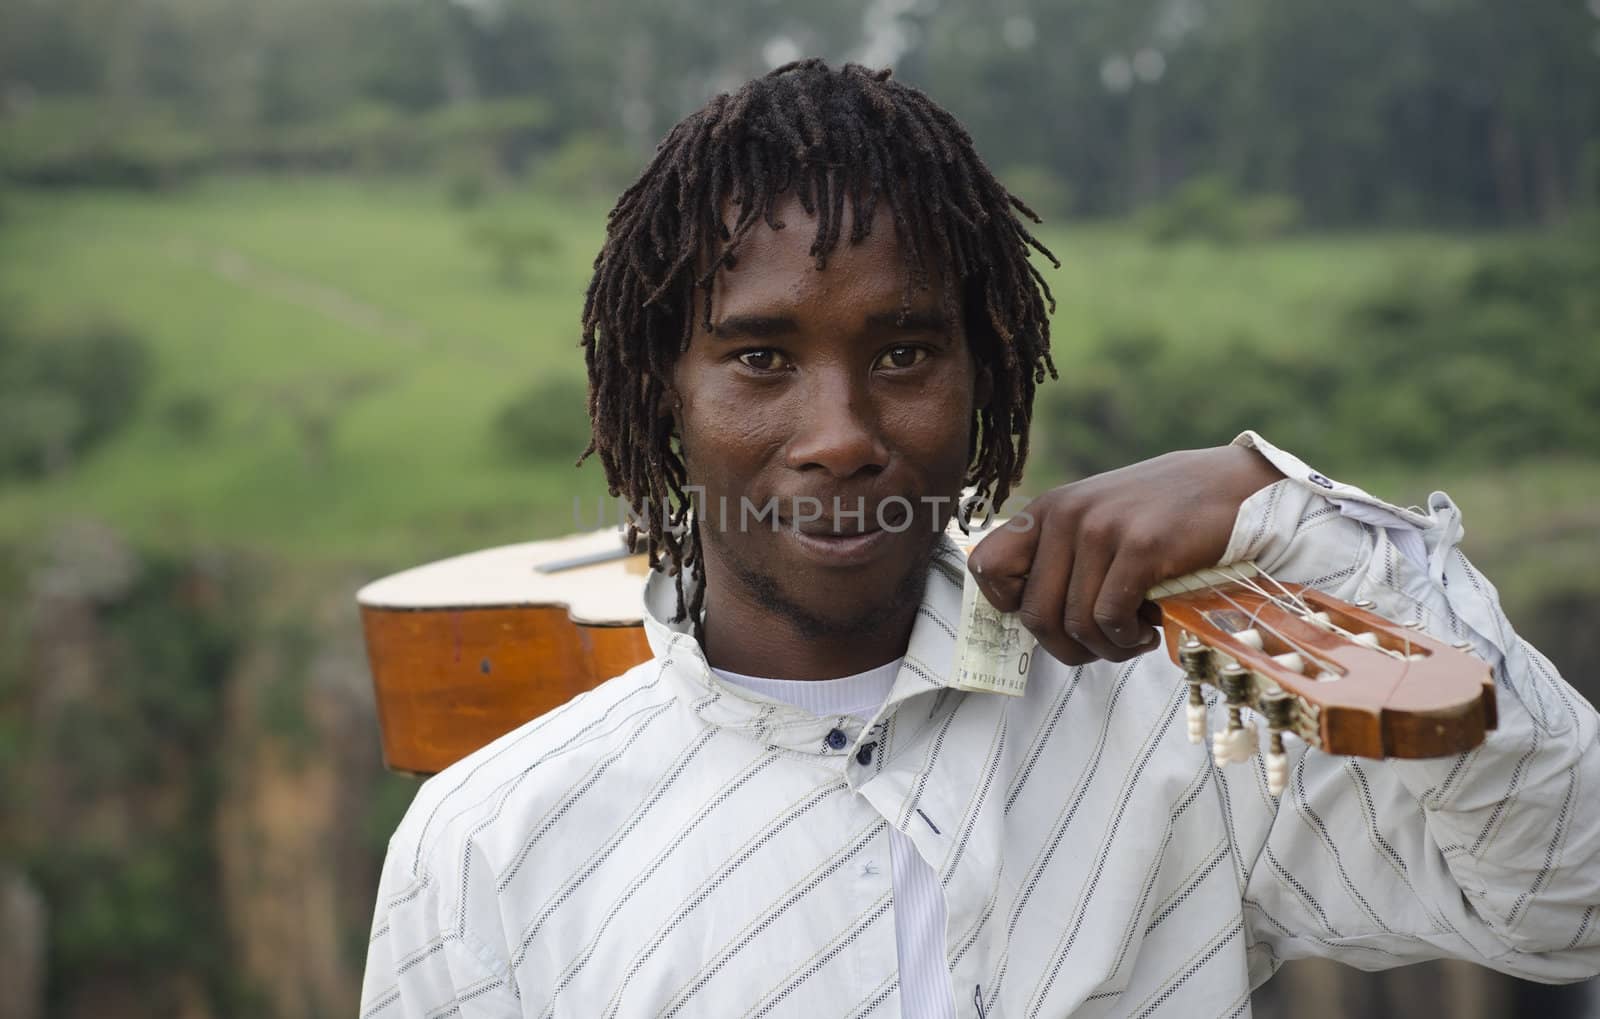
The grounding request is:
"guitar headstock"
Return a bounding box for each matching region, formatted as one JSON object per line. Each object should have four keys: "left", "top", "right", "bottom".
{"left": 1149, "top": 565, "right": 1496, "bottom": 795}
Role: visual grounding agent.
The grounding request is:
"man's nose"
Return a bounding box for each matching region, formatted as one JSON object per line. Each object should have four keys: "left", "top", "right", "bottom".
{"left": 785, "top": 370, "right": 889, "bottom": 478}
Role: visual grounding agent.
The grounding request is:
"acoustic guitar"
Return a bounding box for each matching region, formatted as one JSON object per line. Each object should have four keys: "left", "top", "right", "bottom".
{"left": 358, "top": 527, "right": 1495, "bottom": 787}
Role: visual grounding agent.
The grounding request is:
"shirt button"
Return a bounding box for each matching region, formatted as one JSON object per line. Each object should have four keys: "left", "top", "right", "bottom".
{"left": 826, "top": 728, "right": 847, "bottom": 750}
{"left": 855, "top": 742, "right": 876, "bottom": 766}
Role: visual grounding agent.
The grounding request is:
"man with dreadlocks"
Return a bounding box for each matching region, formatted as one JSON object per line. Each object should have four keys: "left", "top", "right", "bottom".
{"left": 362, "top": 62, "right": 1600, "bottom": 1017}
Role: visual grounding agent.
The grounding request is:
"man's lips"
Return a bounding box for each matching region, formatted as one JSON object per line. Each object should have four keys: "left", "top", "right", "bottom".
{"left": 772, "top": 498, "right": 916, "bottom": 534}
{"left": 784, "top": 526, "right": 895, "bottom": 566}
{"left": 789, "top": 522, "right": 884, "bottom": 537}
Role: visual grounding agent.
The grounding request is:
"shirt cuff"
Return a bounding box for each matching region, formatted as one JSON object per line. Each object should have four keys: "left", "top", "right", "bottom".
{"left": 1225, "top": 430, "right": 1430, "bottom": 568}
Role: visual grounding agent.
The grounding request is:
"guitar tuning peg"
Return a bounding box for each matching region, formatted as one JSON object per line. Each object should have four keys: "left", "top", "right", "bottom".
{"left": 1266, "top": 748, "right": 1289, "bottom": 796}
{"left": 1186, "top": 685, "right": 1207, "bottom": 746}
{"left": 1259, "top": 691, "right": 1294, "bottom": 797}
{"left": 1178, "top": 637, "right": 1212, "bottom": 746}
{"left": 1212, "top": 721, "right": 1258, "bottom": 766}
{"left": 1212, "top": 663, "right": 1258, "bottom": 767}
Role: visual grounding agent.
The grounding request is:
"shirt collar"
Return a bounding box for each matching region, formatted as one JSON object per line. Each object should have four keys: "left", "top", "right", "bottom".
{"left": 640, "top": 535, "right": 972, "bottom": 754}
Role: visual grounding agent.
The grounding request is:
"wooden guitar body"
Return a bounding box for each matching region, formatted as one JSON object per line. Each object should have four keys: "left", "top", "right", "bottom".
{"left": 357, "top": 529, "right": 652, "bottom": 775}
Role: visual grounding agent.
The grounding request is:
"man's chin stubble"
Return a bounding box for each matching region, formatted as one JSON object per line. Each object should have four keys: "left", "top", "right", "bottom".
{"left": 718, "top": 537, "right": 935, "bottom": 643}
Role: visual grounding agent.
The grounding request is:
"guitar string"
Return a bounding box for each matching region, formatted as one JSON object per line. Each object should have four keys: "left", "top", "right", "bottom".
{"left": 1201, "top": 566, "right": 1428, "bottom": 711}
{"left": 1208, "top": 568, "right": 1337, "bottom": 669}
{"left": 1185, "top": 570, "right": 1345, "bottom": 679}
{"left": 1217, "top": 566, "right": 1419, "bottom": 666}
{"left": 1218, "top": 567, "right": 1314, "bottom": 621}
{"left": 1244, "top": 567, "right": 1317, "bottom": 617}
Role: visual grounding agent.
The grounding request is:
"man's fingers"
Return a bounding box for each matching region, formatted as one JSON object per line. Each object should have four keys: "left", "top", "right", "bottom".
{"left": 966, "top": 497, "right": 1170, "bottom": 667}
{"left": 1062, "top": 532, "right": 1123, "bottom": 661}
{"left": 967, "top": 509, "right": 1042, "bottom": 613}
{"left": 1045, "top": 634, "right": 1098, "bottom": 667}
{"left": 1015, "top": 520, "right": 1072, "bottom": 648}
{"left": 1092, "top": 550, "right": 1158, "bottom": 652}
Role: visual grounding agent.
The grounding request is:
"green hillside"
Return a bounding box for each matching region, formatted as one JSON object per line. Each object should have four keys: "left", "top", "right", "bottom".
{"left": 0, "top": 177, "right": 1591, "bottom": 588}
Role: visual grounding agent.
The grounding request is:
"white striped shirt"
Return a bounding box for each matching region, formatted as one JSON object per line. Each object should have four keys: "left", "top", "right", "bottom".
{"left": 712, "top": 659, "right": 959, "bottom": 1019}
{"left": 361, "top": 434, "right": 1600, "bottom": 1018}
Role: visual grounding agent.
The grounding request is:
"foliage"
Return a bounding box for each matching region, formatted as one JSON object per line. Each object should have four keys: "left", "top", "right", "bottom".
{"left": 161, "top": 391, "right": 217, "bottom": 441}
{"left": 362, "top": 774, "right": 422, "bottom": 856}
{"left": 445, "top": 146, "right": 499, "bottom": 208}
{"left": 249, "top": 98, "right": 553, "bottom": 175}
{"left": 906, "top": 0, "right": 1600, "bottom": 225}
{"left": 1139, "top": 174, "right": 1301, "bottom": 244}
{"left": 0, "top": 550, "right": 24, "bottom": 830}
{"left": 533, "top": 132, "right": 643, "bottom": 202}
{"left": 0, "top": 94, "right": 552, "bottom": 188}
{"left": 465, "top": 218, "right": 562, "bottom": 287}
{"left": 1041, "top": 228, "right": 1600, "bottom": 477}
{"left": 100, "top": 555, "right": 245, "bottom": 769}
{"left": 494, "top": 375, "right": 594, "bottom": 465}
{"left": 1583, "top": 140, "right": 1600, "bottom": 210}
{"left": 0, "top": 315, "right": 149, "bottom": 481}
{"left": 998, "top": 164, "right": 1075, "bottom": 222}
{"left": 260, "top": 620, "right": 316, "bottom": 759}
{"left": 32, "top": 840, "right": 220, "bottom": 981}
{"left": 0, "top": 542, "right": 251, "bottom": 1012}
{"left": 0, "top": 99, "right": 214, "bottom": 189}
{"left": 4, "top": 0, "right": 1598, "bottom": 226}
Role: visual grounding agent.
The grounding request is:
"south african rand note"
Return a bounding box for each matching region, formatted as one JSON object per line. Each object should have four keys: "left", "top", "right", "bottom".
{"left": 951, "top": 563, "right": 1037, "bottom": 697}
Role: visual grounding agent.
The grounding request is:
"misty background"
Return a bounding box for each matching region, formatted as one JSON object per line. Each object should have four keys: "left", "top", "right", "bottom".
{"left": 0, "top": 0, "right": 1597, "bottom": 1015}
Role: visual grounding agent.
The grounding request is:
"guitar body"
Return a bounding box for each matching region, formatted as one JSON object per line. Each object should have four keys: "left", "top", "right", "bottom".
{"left": 358, "top": 530, "right": 652, "bottom": 775}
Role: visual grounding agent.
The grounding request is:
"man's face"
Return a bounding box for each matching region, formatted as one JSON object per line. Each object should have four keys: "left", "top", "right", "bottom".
{"left": 670, "top": 193, "right": 983, "bottom": 639}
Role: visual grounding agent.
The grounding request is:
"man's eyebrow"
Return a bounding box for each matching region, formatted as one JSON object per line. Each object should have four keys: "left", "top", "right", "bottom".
{"left": 710, "top": 314, "right": 798, "bottom": 339}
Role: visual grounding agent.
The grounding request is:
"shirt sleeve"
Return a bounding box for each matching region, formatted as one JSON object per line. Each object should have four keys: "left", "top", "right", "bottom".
{"left": 359, "top": 833, "right": 522, "bottom": 1019}
{"left": 1216, "top": 431, "right": 1600, "bottom": 984}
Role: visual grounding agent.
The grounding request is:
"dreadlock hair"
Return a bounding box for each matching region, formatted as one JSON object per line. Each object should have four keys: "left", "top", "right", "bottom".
{"left": 579, "top": 59, "right": 1059, "bottom": 627}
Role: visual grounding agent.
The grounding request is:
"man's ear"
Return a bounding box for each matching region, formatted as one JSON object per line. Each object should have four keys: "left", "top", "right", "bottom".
{"left": 653, "top": 378, "right": 682, "bottom": 430}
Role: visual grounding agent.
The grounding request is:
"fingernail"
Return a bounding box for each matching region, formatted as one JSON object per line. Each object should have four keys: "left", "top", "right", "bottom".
{"left": 1106, "top": 625, "right": 1139, "bottom": 649}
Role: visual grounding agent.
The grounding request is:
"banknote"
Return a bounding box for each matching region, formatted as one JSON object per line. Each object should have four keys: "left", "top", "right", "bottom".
{"left": 951, "top": 563, "right": 1037, "bottom": 697}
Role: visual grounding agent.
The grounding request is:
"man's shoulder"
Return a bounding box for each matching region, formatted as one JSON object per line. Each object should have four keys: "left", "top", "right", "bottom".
{"left": 385, "top": 656, "right": 680, "bottom": 883}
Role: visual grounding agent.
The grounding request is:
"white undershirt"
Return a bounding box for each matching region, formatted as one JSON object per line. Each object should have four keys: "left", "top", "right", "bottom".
{"left": 711, "top": 659, "right": 958, "bottom": 1019}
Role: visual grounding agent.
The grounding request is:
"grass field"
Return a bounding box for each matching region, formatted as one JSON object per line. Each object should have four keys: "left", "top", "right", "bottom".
{"left": 0, "top": 177, "right": 617, "bottom": 566}
{"left": 0, "top": 175, "right": 1588, "bottom": 588}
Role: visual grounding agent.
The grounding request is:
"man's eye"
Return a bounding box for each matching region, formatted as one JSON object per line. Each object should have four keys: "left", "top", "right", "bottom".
{"left": 736, "top": 349, "right": 789, "bottom": 372}
{"left": 876, "top": 345, "right": 928, "bottom": 370}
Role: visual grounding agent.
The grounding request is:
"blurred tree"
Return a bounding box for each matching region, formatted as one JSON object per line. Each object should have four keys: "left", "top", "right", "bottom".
{"left": 4, "top": 0, "right": 1596, "bottom": 226}
{"left": 903, "top": 0, "right": 1600, "bottom": 225}
{"left": 0, "top": 316, "right": 149, "bottom": 480}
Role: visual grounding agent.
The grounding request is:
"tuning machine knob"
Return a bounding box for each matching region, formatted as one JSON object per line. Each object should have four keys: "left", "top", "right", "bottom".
{"left": 1178, "top": 637, "right": 1212, "bottom": 745}
{"left": 1212, "top": 662, "right": 1258, "bottom": 766}
{"left": 1259, "top": 690, "right": 1294, "bottom": 796}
